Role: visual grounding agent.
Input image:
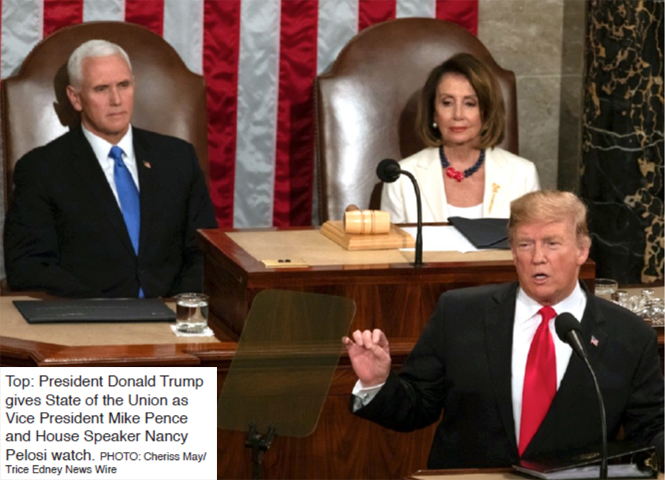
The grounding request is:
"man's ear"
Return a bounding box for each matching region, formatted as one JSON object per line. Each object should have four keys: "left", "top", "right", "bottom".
{"left": 576, "top": 237, "right": 591, "bottom": 266}
{"left": 66, "top": 85, "right": 83, "bottom": 112}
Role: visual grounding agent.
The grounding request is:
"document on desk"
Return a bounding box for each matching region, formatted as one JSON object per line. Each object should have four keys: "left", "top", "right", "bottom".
{"left": 401, "top": 226, "right": 479, "bottom": 252}
{"left": 13, "top": 299, "right": 176, "bottom": 324}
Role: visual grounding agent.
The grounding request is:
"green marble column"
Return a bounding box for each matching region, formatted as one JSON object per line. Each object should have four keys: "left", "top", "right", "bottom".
{"left": 582, "top": 0, "right": 663, "bottom": 284}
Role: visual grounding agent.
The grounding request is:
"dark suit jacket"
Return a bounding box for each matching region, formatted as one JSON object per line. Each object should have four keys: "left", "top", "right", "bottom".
{"left": 4, "top": 126, "right": 217, "bottom": 298}
{"left": 354, "top": 282, "right": 664, "bottom": 469}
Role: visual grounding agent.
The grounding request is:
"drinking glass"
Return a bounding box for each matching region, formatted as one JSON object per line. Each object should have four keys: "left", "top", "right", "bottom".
{"left": 175, "top": 293, "right": 209, "bottom": 334}
{"left": 594, "top": 278, "right": 618, "bottom": 302}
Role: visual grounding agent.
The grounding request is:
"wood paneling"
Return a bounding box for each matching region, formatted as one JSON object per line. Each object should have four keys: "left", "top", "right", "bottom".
{"left": 200, "top": 227, "right": 597, "bottom": 340}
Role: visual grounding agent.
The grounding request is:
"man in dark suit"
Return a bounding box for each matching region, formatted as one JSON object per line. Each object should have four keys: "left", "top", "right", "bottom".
{"left": 3, "top": 40, "right": 217, "bottom": 298}
{"left": 344, "top": 191, "right": 663, "bottom": 468}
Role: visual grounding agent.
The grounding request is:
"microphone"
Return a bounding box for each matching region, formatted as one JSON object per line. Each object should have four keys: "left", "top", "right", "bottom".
{"left": 376, "top": 159, "right": 424, "bottom": 267}
{"left": 554, "top": 312, "right": 607, "bottom": 479}
{"left": 554, "top": 312, "right": 587, "bottom": 360}
{"left": 376, "top": 159, "right": 401, "bottom": 183}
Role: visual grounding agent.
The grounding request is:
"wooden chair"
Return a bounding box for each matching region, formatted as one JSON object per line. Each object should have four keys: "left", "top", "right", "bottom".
{"left": 2, "top": 21, "right": 208, "bottom": 211}
{"left": 315, "top": 18, "right": 518, "bottom": 222}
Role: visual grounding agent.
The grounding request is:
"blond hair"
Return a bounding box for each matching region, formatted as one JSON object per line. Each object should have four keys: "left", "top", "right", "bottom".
{"left": 508, "top": 191, "right": 591, "bottom": 247}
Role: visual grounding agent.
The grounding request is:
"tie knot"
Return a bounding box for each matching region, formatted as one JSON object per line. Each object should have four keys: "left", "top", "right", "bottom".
{"left": 109, "top": 146, "right": 124, "bottom": 164}
{"left": 538, "top": 305, "right": 557, "bottom": 323}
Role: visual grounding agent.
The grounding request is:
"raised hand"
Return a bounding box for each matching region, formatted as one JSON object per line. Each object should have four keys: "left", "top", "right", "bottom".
{"left": 342, "top": 329, "right": 391, "bottom": 387}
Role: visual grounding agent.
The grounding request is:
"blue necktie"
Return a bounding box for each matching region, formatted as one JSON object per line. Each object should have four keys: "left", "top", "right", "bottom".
{"left": 110, "top": 146, "right": 144, "bottom": 298}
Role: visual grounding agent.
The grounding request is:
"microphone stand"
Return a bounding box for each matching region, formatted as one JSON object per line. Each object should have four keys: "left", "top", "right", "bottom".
{"left": 556, "top": 314, "right": 608, "bottom": 480}
{"left": 398, "top": 170, "right": 423, "bottom": 267}
{"left": 581, "top": 356, "right": 608, "bottom": 479}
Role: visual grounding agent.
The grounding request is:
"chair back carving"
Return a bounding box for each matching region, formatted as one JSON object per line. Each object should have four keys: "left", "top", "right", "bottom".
{"left": 2, "top": 21, "right": 208, "bottom": 210}
{"left": 315, "top": 18, "right": 518, "bottom": 222}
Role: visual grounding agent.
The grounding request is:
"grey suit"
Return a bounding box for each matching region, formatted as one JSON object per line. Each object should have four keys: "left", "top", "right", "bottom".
{"left": 354, "top": 282, "right": 664, "bottom": 468}
{"left": 4, "top": 126, "right": 217, "bottom": 297}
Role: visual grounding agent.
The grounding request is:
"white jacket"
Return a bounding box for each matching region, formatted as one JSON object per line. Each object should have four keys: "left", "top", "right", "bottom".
{"left": 380, "top": 147, "right": 540, "bottom": 223}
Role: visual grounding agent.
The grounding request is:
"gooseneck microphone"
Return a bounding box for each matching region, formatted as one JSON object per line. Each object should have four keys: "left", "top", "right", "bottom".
{"left": 376, "top": 159, "right": 423, "bottom": 267}
{"left": 555, "top": 313, "right": 607, "bottom": 479}
{"left": 555, "top": 312, "right": 587, "bottom": 360}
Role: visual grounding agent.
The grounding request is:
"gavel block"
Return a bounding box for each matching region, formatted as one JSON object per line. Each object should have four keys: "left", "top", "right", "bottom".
{"left": 320, "top": 205, "right": 414, "bottom": 251}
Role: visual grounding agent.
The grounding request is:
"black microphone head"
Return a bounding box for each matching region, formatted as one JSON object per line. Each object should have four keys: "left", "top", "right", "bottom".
{"left": 554, "top": 312, "right": 582, "bottom": 343}
{"left": 376, "top": 159, "right": 401, "bottom": 183}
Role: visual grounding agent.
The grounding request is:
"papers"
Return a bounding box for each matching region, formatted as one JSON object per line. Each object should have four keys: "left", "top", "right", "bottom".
{"left": 513, "top": 463, "right": 654, "bottom": 479}
{"left": 401, "top": 226, "right": 479, "bottom": 253}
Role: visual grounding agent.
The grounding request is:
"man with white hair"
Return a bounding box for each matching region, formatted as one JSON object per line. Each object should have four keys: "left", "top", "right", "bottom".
{"left": 4, "top": 40, "right": 217, "bottom": 297}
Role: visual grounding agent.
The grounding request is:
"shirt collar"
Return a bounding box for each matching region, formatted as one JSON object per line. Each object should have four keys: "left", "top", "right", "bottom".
{"left": 81, "top": 124, "right": 134, "bottom": 162}
{"left": 516, "top": 281, "right": 586, "bottom": 325}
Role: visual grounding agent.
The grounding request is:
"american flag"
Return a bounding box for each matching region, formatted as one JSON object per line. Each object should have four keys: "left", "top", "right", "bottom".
{"left": 590, "top": 335, "right": 599, "bottom": 347}
{"left": 0, "top": 0, "right": 477, "bottom": 230}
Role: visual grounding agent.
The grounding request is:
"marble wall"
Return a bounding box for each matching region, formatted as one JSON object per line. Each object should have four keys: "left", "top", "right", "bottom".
{"left": 478, "top": 0, "right": 587, "bottom": 193}
{"left": 582, "top": 0, "right": 663, "bottom": 284}
{"left": 479, "top": 0, "right": 663, "bottom": 284}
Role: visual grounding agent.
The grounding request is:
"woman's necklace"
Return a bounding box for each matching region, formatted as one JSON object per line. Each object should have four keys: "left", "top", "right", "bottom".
{"left": 439, "top": 145, "right": 485, "bottom": 182}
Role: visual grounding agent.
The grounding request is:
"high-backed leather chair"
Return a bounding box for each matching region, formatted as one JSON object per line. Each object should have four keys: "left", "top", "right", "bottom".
{"left": 2, "top": 21, "right": 208, "bottom": 210}
{"left": 315, "top": 18, "right": 518, "bottom": 222}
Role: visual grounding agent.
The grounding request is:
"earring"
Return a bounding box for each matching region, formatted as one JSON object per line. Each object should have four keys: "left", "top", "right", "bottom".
{"left": 432, "top": 121, "right": 438, "bottom": 129}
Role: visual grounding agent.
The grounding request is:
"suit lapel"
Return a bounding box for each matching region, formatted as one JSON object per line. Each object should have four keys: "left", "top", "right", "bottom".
{"left": 69, "top": 128, "right": 136, "bottom": 256}
{"left": 485, "top": 282, "right": 520, "bottom": 456}
{"left": 482, "top": 148, "right": 505, "bottom": 217}
{"left": 414, "top": 148, "right": 447, "bottom": 220}
{"left": 134, "top": 130, "right": 159, "bottom": 259}
{"left": 577, "top": 283, "right": 608, "bottom": 365}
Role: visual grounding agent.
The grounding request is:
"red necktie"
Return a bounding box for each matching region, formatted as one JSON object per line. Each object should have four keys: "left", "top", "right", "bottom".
{"left": 518, "top": 305, "right": 557, "bottom": 456}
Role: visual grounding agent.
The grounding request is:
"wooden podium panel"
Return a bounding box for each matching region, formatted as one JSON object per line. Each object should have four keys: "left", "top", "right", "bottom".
{"left": 214, "top": 343, "right": 438, "bottom": 479}
{"left": 199, "top": 227, "right": 596, "bottom": 340}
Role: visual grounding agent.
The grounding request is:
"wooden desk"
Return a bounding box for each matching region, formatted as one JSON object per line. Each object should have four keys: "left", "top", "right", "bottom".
{"left": 199, "top": 227, "right": 596, "bottom": 339}
{"left": 0, "top": 295, "right": 230, "bottom": 366}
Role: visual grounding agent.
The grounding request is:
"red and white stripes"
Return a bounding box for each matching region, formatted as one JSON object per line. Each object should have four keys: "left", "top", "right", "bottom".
{"left": 0, "top": 0, "right": 477, "bottom": 228}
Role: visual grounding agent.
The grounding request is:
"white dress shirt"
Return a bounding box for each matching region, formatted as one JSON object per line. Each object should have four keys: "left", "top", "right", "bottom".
{"left": 447, "top": 203, "right": 483, "bottom": 219}
{"left": 82, "top": 125, "right": 139, "bottom": 207}
{"left": 511, "top": 283, "right": 587, "bottom": 441}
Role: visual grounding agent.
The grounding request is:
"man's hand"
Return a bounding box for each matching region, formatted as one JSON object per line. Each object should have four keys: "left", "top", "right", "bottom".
{"left": 342, "top": 329, "right": 391, "bottom": 387}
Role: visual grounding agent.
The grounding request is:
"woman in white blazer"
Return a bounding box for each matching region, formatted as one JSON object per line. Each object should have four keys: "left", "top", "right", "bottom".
{"left": 381, "top": 54, "right": 540, "bottom": 223}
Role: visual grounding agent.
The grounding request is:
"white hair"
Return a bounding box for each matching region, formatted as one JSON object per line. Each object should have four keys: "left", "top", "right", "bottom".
{"left": 67, "top": 39, "right": 132, "bottom": 89}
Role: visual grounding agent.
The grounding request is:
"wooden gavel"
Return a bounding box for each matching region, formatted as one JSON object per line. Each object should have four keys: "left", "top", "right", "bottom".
{"left": 343, "top": 205, "right": 391, "bottom": 235}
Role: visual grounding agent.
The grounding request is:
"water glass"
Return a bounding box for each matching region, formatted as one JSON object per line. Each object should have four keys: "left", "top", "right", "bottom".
{"left": 175, "top": 293, "right": 209, "bottom": 334}
{"left": 612, "top": 290, "right": 629, "bottom": 309}
{"left": 594, "top": 278, "right": 618, "bottom": 301}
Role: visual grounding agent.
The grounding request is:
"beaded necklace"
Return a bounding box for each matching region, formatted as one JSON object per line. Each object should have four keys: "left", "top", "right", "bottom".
{"left": 439, "top": 145, "right": 485, "bottom": 182}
